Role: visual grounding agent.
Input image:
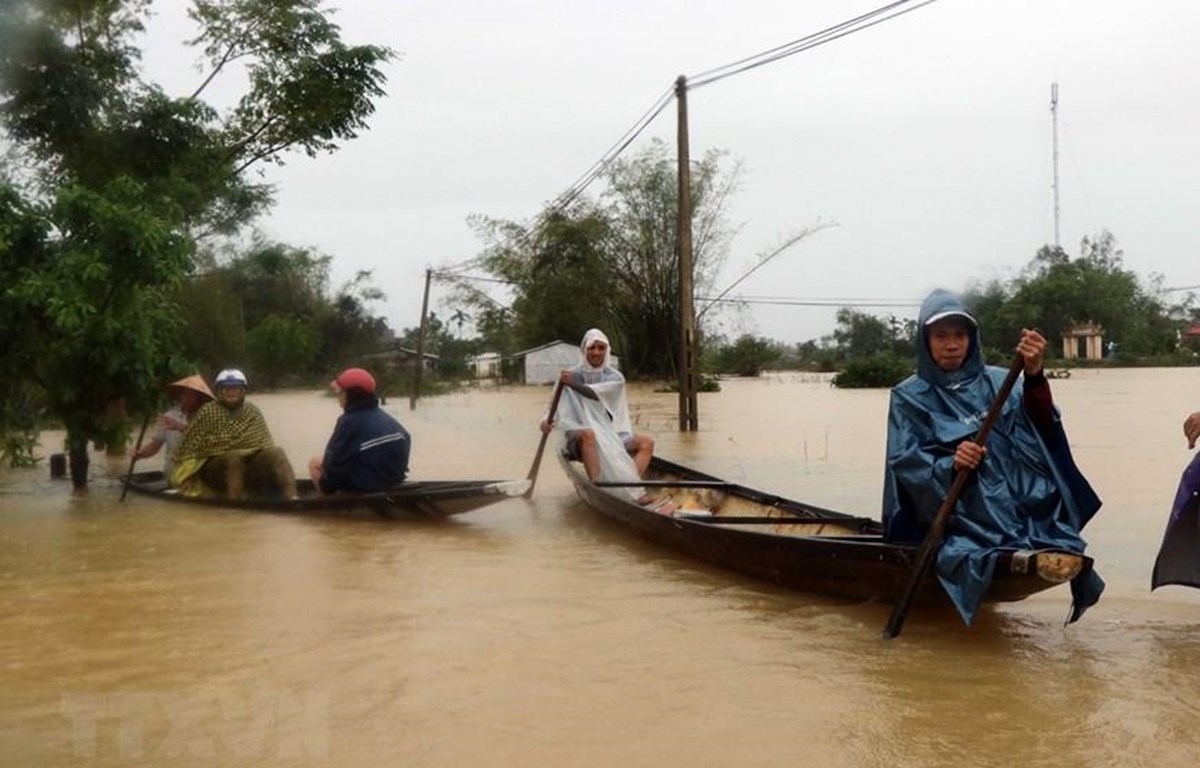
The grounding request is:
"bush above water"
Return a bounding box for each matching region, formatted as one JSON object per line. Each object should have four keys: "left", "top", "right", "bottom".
{"left": 832, "top": 355, "right": 913, "bottom": 389}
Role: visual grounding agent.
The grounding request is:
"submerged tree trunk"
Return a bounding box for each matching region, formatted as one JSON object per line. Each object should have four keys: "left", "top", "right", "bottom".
{"left": 67, "top": 432, "right": 89, "bottom": 489}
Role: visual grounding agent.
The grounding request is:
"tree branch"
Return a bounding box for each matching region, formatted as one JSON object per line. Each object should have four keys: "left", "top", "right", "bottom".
{"left": 190, "top": 17, "right": 266, "bottom": 100}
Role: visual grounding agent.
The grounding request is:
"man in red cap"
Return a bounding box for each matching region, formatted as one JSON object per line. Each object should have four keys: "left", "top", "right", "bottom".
{"left": 309, "top": 367, "right": 411, "bottom": 493}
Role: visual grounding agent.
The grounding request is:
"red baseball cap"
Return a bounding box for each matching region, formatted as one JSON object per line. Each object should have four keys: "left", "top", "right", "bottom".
{"left": 331, "top": 367, "right": 376, "bottom": 394}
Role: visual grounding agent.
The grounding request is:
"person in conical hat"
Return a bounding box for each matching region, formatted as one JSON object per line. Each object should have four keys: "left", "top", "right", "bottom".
{"left": 132, "top": 375, "right": 215, "bottom": 479}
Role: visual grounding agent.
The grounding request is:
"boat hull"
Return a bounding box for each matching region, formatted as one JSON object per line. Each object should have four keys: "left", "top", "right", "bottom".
{"left": 560, "top": 454, "right": 1088, "bottom": 606}
{"left": 123, "top": 471, "right": 529, "bottom": 519}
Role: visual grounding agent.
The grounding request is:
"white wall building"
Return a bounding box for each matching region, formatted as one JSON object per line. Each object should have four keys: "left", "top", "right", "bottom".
{"left": 514, "top": 340, "right": 619, "bottom": 384}
{"left": 468, "top": 352, "right": 502, "bottom": 380}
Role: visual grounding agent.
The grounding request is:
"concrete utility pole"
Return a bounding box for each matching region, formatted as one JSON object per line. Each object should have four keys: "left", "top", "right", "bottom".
{"left": 1051, "top": 82, "right": 1061, "bottom": 249}
{"left": 410, "top": 267, "right": 432, "bottom": 410}
{"left": 675, "top": 75, "right": 698, "bottom": 431}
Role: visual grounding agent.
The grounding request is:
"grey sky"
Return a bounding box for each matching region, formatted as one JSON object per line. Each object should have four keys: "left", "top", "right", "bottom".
{"left": 143, "top": 0, "right": 1200, "bottom": 345}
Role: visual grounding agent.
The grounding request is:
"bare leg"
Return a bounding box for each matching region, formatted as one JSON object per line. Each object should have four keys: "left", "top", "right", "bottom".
{"left": 578, "top": 430, "right": 601, "bottom": 481}
{"left": 247, "top": 446, "right": 298, "bottom": 500}
{"left": 308, "top": 456, "right": 323, "bottom": 487}
{"left": 199, "top": 451, "right": 245, "bottom": 499}
{"left": 627, "top": 434, "right": 655, "bottom": 477}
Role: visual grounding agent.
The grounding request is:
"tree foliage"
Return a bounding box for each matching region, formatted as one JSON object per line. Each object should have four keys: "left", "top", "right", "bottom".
{"left": 831, "top": 355, "right": 912, "bottom": 389}
{"left": 963, "top": 231, "right": 1182, "bottom": 358}
{"left": 176, "top": 239, "right": 392, "bottom": 379}
{"left": 706, "top": 334, "right": 785, "bottom": 377}
{"left": 0, "top": 0, "right": 393, "bottom": 485}
{"left": 0, "top": 178, "right": 192, "bottom": 475}
{"left": 830, "top": 308, "right": 915, "bottom": 360}
{"left": 456, "top": 138, "right": 741, "bottom": 378}
{"left": 246, "top": 313, "right": 319, "bottom": 388}
{"left": 465, "top": 207, "right": 616, "bottom": 350}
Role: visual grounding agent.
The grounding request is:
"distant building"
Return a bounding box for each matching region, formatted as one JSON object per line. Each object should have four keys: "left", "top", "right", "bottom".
{"left": 467, "top": 352, "right": 502, "bottom": 380}
{"left": 509, "top": 340, "right": 620, "bottom": 385}
{"left": 359, "top": 344, "right": 439, "bottom": 373}
{"left": 1180, "top": 324, "right": 1200, "bottom": 352}
{"left": 1062, "top": 323, "right": 1104, "bottom": 361}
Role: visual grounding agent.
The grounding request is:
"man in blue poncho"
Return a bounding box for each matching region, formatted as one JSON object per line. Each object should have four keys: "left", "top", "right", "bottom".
{"left": 882, "top": 289, "right": 1104, "bottom": 625}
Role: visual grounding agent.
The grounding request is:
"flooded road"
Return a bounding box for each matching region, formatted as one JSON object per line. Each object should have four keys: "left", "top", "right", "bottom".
{"left": 2, "top": 369, "right": 1199, "bottom": 766}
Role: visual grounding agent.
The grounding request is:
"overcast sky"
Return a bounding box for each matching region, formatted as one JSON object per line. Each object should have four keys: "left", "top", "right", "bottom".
{"left": 143, "top": 0, "right": 1200, "bottom": 345}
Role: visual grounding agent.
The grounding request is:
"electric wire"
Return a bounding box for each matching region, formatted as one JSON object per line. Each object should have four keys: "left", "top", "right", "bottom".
{"left": 546, "top": 0, "right": 937, "bottom": 217}
{"left": 688, "top": 0, "right": 936, "bottom": 91}
{"left": 451, "top": 1, "right": 939, "bottom": 312}
{"left": 698, "top": 295, "right": 921, "bottom": 308}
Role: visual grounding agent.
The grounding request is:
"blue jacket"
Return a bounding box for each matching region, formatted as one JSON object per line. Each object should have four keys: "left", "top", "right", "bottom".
{"left": 319, "top": 399, "right": 411, "bottom": 493}
{"left": 882, "top": 289, "right": 1103, "bottom": 625}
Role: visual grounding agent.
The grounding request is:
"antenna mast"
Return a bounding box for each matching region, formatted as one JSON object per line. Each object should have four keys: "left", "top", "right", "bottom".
{"left": 1050, "top": 82, "right": 1060, "bottom": 249}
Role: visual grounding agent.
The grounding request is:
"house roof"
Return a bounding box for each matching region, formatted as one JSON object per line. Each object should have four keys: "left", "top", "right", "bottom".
{"left": 509, "top": 340, "right": 573, "bottom": 358}
{"left": 361, "top": 346, "right": 440, "bottom": 361}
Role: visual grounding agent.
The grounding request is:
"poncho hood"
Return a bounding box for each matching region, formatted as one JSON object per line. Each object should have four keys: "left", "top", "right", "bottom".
{"left": 916, "top": 289, "right": 982, "bottom": 387}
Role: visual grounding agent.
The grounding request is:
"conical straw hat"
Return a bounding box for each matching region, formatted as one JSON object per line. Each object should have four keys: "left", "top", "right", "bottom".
{"left": 165, "top": 374, "right": 215, "bottom": 401}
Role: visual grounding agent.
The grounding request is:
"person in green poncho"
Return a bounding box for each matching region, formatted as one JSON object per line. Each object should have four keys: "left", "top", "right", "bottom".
{"left": 170, "top": 368, "right": 297, "bottom": 500}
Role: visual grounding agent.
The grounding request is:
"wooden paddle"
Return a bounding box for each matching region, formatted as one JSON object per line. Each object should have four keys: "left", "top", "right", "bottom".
{"left": 524, "top": 380, "right": 566, "bottom": 499}
{"left": 882, "top": 354, "right": 1026, "bottom": 639}
{"left": 120, "top": 413, "right": 152, "bottom": 502}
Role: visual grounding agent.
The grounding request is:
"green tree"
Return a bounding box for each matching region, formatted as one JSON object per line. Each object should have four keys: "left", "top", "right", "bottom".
{"left": 175, "top": 243, "right": 390, "bottom": 377}
{"left": 0, "top": 179, "right": 191, "bottom": 483}
{"left": 246, "top": 314, "right": 319, "bottom": 388}
{"left": 458, "top": 138, "right": 742, "bottom": 378}
{"left": 317, "top": 270, "right": 392, "bottom": 372}
{"left": 0, "top": 0, "right": 393, "bottom": 486}
{"left": 708, "top": 334, "right": 784, "bottom": 377}
{"left": 602, "top": 139, "right": 739, "bottom": 377}
{"left": 465, "top": 206, "right": 617, "bottom": 350}
{"left": 965, "top": 231, "right": 1180, "bottom": 359}
{"left": 830, "top": 307, "right": 913, "bottom": 360}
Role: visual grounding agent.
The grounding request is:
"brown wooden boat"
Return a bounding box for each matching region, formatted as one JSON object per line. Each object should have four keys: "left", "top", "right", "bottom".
{"left": 559, "top": 453, "right": 1089, "bottom": 606}
{"left": 124, "top": 470, "right": 529, "bottom": 519}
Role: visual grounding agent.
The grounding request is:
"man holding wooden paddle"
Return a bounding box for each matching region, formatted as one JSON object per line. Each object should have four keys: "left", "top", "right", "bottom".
{"left": 882, "top": 289, "right": 1104, "bottom": 628}
{"left": 539, "top": 328, "right": 655, "bottom": 482}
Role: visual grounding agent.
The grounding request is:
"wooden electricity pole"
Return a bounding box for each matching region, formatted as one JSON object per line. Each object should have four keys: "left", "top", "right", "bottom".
{"left": 410, "top": 267, "right": 432, "bottom": 410}
{"left": 675, "top": 75, "right": 698, "bottom": 431}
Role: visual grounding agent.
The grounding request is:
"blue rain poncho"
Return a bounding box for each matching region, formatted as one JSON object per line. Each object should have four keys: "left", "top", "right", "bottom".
{"left": 882, "top": 290, "right": 1104, "bottom": 625}
{"left": 1151, "top": 452, "right": 1200, "bottom": 590}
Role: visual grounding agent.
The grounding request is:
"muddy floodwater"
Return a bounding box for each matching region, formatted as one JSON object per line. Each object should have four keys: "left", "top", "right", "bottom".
{"left": 2, "top": 369, "right": 1200, "bottom": 767}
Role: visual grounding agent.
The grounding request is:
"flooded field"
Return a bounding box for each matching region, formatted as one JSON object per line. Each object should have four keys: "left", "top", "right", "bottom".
{"left": 2, "top": 368, "right": 1199, "bottom": 767}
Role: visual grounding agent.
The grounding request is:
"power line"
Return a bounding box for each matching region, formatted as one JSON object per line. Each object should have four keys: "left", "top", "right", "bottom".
{"left": 458, "top": 3, "right": 940, "bottom": 314}
{"left": 698, "top": 294, "right": 921, "bottom": 308}
{"left": 546, "top": 0, "right": 939, "bottom": 216}
{"left": 688, "top": 0, "right": 938, "bottom": 90}
{"left": 437, "top": 273, "right": 515, "bottom": 286}
{"left": 548, "top": 84, "right": 676, "bottom": 214}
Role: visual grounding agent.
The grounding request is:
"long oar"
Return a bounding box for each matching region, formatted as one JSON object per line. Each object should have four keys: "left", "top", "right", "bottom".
{"left": 882, "top": 355, "right": 1025, "bottom": 639}
{"left": 524, "top": 380, "right": 566, "bottom": 499}
{"left": 120, "top": 413, "right": 152, "bottom": 502}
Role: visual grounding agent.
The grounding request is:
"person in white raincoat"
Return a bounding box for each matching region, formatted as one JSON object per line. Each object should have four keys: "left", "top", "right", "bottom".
{"left": 539, "top": 328, "right": 655, "bottom": 482}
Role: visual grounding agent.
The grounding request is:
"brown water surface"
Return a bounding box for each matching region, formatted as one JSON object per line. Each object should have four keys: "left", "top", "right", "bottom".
{"left": 2, "top": 369, "right": 1199, "bottom": 766}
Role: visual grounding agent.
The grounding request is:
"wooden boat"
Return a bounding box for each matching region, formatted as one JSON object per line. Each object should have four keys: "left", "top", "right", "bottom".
{"left": 123, "top": 470, "right": 530, "bottom": 519}
{"left": 559, "top": 453, "right": 1090, "bottom": 606}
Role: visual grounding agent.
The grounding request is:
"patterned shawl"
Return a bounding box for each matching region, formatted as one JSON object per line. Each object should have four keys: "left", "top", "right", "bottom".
{"left": 173, "top": 400, "right": 274, "bottom": 465}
